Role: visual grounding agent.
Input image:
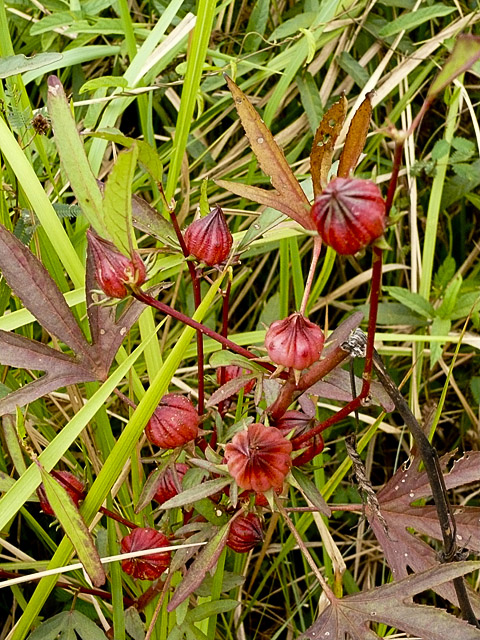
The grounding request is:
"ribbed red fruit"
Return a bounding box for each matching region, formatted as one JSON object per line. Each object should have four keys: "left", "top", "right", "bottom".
{"left": 121, "top": 528, "right": 171, "bottom": 580}
{"left": 153, "top": 463, "right": 189, "bottom": 505}
{"left": 275, "top": 410, "right": 325, "bottom": 466}
{"left": 227, "top": 513, "right": 264, "bottom": 553}
{"left": 87, "top": 229, "right": 146, "bottom": 298}
{"left": 265, "top": 313, "right": 324, "bottom": 371}
{"left": 38, "top": 471, "right": 84, "bottom": 516}
{"left": 225, "top": 423, "right": 292, "bottom": 492}
{"left": 216, "top": 365, "right": 255, "bottom": 395}
{"left": 145, "top": 394, "right": 199, "bottom": 449}
{"left": 311, "top": 177, "right": 386, "bottom": 255}
{"left": 184, "top": 205, "right": 233, "bottom": 266}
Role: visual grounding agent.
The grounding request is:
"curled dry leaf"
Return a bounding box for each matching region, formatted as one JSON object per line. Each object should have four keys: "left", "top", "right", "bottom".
{"left": 310, "top": 95, "right": 347, "bottom": 197}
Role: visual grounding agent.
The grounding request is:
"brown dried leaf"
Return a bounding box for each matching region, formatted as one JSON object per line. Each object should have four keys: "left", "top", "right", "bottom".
{"left": 367, "top": 452, "right": 480, "bottom": 614}
{"left": 310, "top": 95, "right": 347, "bottom": 198}
{"left": 337, "top": 93, "right": 373, "bottom": 179}
{"left": 222, "top": 75, "right": 313, "bottom": 230}
{"left": 303, "top": 561, "right": 480, "bottom": 640}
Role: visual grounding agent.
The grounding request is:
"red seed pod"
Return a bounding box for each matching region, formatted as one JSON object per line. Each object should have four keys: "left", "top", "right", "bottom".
{"left": 121, "top": 527, "right": 171, "bottom": 580}
{"left": 145, "top": 394, "right": 199, "bottom": 449}
{"left": 153, "top": 463, "right": 189, "bottom": 505}
{"left": 225, "top": 423, "right": 292, "bottom": 493}
{"left": 184, "top": 205, "right": 233, "bottom": 266}
{"left": 275, "top": 411, "right": 324, "bottom": 466}
{"left": 87, "top": 228, "right": 146, "bottom": 298}
{"left": 227, "top": 513, "right": 264, "bottom": 553}
{"left": 311, "top": 177, "right": 386, "bottom": 255}
{"left": 265, "top": 313, "right": 324, "bottom": 371}
{"left": 216, "top": 365, "right": 255, "bottom": 395}
{"left": 38, "top": 471, "right": 84, "bottom": 516}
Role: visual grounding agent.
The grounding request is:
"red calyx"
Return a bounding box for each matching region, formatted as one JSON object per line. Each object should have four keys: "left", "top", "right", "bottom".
{"left": 121, "top": 527, "right": 171, "bottom": 580}
{"left": 275, "top": 410, "right": 325, "bottom": 466}
{"left": 216, "top": 365, "right": 255, "bottom": 395}
{"left": 265, "top": 313, "right": 324, "bottom": 371}
{"left": 225, "top": 423, "right": 292, "bottom": 493}
{"left": 227, "top": 512, "right": 264, "bottom": 553}
{"left": 184, "top": 205, "right": 233, "bottom": 266}
{"left": 152, "top": 463, "right": 189, "bottom": 505}
{"left": 145, "top": 394, "right": 199, "bottom": 449}
{"left": 86, "top": 228, "right": 146, "bottom": 298}
{"left": 311, "top": 177, "right": 386, "bottom": 255}
{"left": 38, "top": 471, "right": 85, "bottom": 516}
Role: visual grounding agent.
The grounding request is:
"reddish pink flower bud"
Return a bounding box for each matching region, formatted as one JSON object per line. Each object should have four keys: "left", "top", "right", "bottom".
{"left": 216, "top": 365, "right": 255, "bottom": 395}
{"left": 121, "top": 527, "right": 171, "bottom": 580}
{"left": 184, "top": 205, "right": 233, "bottom": 266}
{"left": 38, "top": 471, "right": 84, "bottom": 516}
{"left": 227, "top": 513, "right": 264, "bottom": 553}
{"left": 87, "top": 228, "right": 146, "bottom": 298}
{"left": 275, "top": 411, "right": 324, "bottom": 466}
{"left": 145, "top": 394, "right": 199, "bottom": 449}
{"left": 225, "top": 423, "right": 292, "bottom": 493}
{"left": 265, "top": 313, "right": 324, "bottom": 371}
{"left": 311, "top": 177, "right": 386, "bottom": 255}
{"left": 152, "top": 463, "right": 189, "bottom": 505}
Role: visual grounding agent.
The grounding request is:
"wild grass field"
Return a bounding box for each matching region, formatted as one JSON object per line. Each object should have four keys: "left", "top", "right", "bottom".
{"left": 0, "top": 1, "right": 480, "bottom": 639}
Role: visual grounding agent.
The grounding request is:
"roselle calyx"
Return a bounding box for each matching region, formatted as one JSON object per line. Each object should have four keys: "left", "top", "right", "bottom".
{"left": 152, "top": 463, "right": 189, "bottom": 505}
{"left": 311, "top": 177, "right": 386, "bottom": 255}
{"left": 87, "top": 228, "right": 146, "bottom": 298}
{"left": 275, "top": 411, "right": 324, "bottom": 466}
{"left": 38, "top": 471, "right": 84, "bottom": 516}
{"left": 121, "top": 527, "right": 171, "bottom": 580}
{"left": 184, "top": 205, "right": 233, "bottom": 266}
{"left": 227, "top": 512, "right": 264, "bottom": 553}
{"left": 265, "top": 313, "right": 324, "bottom": 371}
{"left": 225, "top": 423, "right": 292, "bottom": 493}
{"left": 145, "top": 394, "right": 199, "bottom": 449}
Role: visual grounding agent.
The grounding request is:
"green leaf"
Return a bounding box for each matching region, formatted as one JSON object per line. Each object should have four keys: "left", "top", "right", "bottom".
{"left": 185, "top": 599, "right": 239, "bottom": 622}
{"left": 103, "top": 144, "right": 139, "bottom": 255}
{"left": 384, "top": 286, "right": 435, "bottom": 318}
{"left": 429, "top": 316, "right": 451, "bottom": 367}
{"left": 79, "top": 76, "right": 129, "bottom": 94}
{"left": 296, "top": 72, "right": 323, "bottom": 133}
{"left": 28, "top": 611, "right": 108, "bottom": 640}
{"left": 29, "top": 12, "right": 74, "bottom": 35}
{"left": 441, "top": 158, "right": 480, "bottom": 209}
{"left": 437, "top": 275, "right": 462, "bottom": 319}
{"left": 209, "top": 350, "right": 264, "bottom": 373}
{"left": 269, "top": 12, "right": 318, "bottom": 40}
{"left": 470, "top": 377, "right": 480, "bottom": 405}
{"left": 159, "top": 478, "right": 231, "bottom": 510}
{"left": 38, "top": 465, "right": 106, "bottom": 587}
{"left": 291, "top": 468, "right": 331, "bottom": 516}
{"left": 89, "top": 128, "right": 163, "bottom": 183}
{"left": 236, "top": 207, "right": 286, "bottom": 253}
{"left": 428, "top": 34, "right": 480, "bottom": 98}
{"left": 431, "top": 139, "right": 450, "bottom": 161}
{"left": 434, "top": 256, "right": 456, "bottom": 291}
{"left": 359, "top": 302, "right": 427, "bottom": 327}
{"left": 47, "top": 76, "right": 107, "bottom": 239}
{"left": 194, "top": 569, "right": 245, "bottom": 597}
{"left": 379, "top": 5, "right": 456, "bottom": 38}
{"left": 336, "top": 51, "right": 369, "bottom": 88}
{"left": 450, "top": 291, "right": 480, "bottom": 321}
{"left": 299, "top": 28, "right": 316, "bottom": 64}
{"left": 0, "top": 53, "right": 63, "bottom": 79}
{"left": 194, "top": 498, "right": 229, "bottom": 526}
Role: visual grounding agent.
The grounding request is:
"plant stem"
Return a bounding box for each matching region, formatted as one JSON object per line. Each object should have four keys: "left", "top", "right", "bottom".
{"left": 300, "top": 236, "right": 322, "bottom": 316}
{"left": 217, "top": 277, "right": 232, "bottom": 428}
{"left": 168, "top": 207, "right": 205, "bottom": 415}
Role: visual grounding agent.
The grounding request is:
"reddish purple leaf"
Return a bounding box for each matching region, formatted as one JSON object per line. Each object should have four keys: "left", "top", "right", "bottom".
{"left": 366, "top": 453, "right": 480, "bottom": 614}
{"left": 303, "top": 561, "right": 480, "bottom": 640}
{"left": 0, "top": 225, "right": 94, "bottom": 361}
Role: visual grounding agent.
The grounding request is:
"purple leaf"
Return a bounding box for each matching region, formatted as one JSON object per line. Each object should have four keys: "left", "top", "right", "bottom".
{"left": 0, "top": 225, "right": 93, "bottom": 361}
{"left": 303, "top": 561, "right": 480, "bottom": 640}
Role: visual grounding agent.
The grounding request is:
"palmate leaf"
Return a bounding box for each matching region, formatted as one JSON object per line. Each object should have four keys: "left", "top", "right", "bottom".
{"left": 216, "top": 75, "right": 314, "bottom": 231}
{"left": 302, "top": 561, "right": 480, "bottom": 640}
{"left": 0, "top": 226, "right": 149, "bottom": 415}
{"left": 366, "top": 452, "right": 480, "bottom": 613}
{"left": 27, "top": 610, "right": 108, "bottom": 640}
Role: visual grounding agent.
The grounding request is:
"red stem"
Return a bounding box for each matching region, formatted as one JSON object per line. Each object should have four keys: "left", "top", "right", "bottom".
{"left": 168, "top": 208, "right": 205, "bottom": 416}
{"left": 217, "top": 278, "right": 232, "bottom": 437}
